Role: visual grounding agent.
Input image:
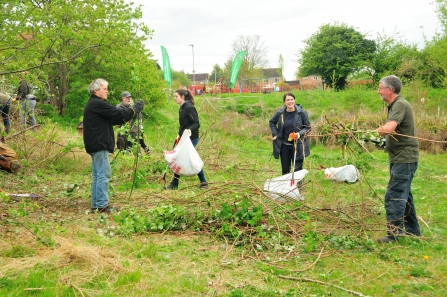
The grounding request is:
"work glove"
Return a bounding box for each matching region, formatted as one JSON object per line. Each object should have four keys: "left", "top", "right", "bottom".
{"left": 288, "top": 132, "right": 300, "bottom": 141}
{"left": 132, "top": 100, "right": 144, "bottom": 115}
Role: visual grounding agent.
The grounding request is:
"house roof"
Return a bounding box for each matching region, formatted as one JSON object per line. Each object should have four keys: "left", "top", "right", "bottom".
{"left": 187, "top": 73, "right": 209, "bottom": 82}
{"left": 284, "top": 80, "right": 301, "bottom": 86}
{"left": 262, "top": 68, "right": 282, "bottom": 78}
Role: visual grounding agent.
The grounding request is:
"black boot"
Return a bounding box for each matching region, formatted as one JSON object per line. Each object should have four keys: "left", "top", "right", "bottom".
{"left": 164, "top": 179, "right": 178, "bottom": 190}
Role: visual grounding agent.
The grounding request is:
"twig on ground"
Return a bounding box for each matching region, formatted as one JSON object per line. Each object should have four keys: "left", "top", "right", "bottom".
{"left": 289, "top": 246, "right": 324, "bottom": 272}
{"left": 278, "top": 275, "right": 368, "bottom": 297}
{"left": 5, "top": 125, "right": 41, "bottom": 140}
{"left": 71, "top": 284, "right": 85, "bottom": 297}
{"left": 418, "top": 215, "right": 429, "bottom": 228}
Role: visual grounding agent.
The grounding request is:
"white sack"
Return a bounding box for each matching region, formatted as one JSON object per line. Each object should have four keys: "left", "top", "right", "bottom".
{"left": 264, "top": 169, "right": 308, "bottom": 202}
{"left": 164, "top": 130, "right": 204, "bottom": 176}
{"left": 324, "top": 165, "right": 359, "bottom": 183}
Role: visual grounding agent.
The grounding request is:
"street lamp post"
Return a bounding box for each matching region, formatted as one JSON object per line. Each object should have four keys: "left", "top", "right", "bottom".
{"left": 187, "top": 44, "right": 195, "bottom": 85}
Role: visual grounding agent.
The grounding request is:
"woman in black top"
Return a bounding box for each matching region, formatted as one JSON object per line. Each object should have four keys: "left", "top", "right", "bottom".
{"left": 269, "top": 92, "right": 311, "bottom": 175}
{"left": 165, "top": 89, "right": 208, "bottom": 190}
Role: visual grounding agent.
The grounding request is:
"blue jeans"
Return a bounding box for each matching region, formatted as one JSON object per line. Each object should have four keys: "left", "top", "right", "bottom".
{"left": 90, "top": 150, "right": 112, "bottom": 208}
{"left": 384, "top": 162, "right": 421, "bottom": 236}
{"left": 0, "top": 102, "right": 10, "bottom": 132}
{"left": 172, "top": 138, "right": 206, "bottom": 184}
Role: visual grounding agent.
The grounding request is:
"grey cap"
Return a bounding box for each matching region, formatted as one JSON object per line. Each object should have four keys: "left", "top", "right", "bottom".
{"left": 122, "top": 91, "right": 132, "bottom": 98}
{"left": 26, "top": 94, "right": 35, "bottom": 99}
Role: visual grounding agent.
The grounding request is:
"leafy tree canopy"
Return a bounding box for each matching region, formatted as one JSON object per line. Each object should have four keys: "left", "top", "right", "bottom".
{"left": 298, "top": 22, "right": 375, "bottom": 90}
{"left": 0, "top": 0, "right": 166, "bottom": 118}
{"left": 363, "top": 32, "right": 419, "bottom": 83}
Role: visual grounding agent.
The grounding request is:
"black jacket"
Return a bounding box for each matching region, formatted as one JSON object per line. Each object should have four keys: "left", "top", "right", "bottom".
{"left": 269, "top": 104, "right": 311, "bottom": 159}
{"left": 83, "top": 95, "right": 135, "bottom": 154}
{"left": 178, "top": 101, "right": 200, "bottom": 140}
{"left": 17, "top": 80, "right": 30, "bottom": 100}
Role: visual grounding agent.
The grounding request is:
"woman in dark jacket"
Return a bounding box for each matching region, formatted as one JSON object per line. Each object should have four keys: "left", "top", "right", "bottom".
{"left": 269, "top": 92, "right": 311, "bottom": 175}
{"left": 165, "top": 89, "right": 208, "bottom": 190}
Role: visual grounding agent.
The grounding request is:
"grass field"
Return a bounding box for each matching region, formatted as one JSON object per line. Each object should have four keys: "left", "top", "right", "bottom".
{"left": 1, "top": 86, "right": 447, "bottom": 296}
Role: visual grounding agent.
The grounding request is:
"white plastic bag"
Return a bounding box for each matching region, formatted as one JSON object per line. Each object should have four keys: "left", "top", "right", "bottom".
{"left": 164, "top": 130, "right": 204, "bottom": 176}
{"left": 324, "top": 165, "right": 359, "bottom": 183}
{"left": 264, "top": 169, "right": 308, "bottom": 202}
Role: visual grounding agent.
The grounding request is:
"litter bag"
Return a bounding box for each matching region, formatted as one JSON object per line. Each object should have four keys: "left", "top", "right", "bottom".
{"left": 164, "top": 130, "right": 204, "bottom": 176}
{"left": 264, "top": 169, "right": 308, "bottom": 202}
{"left": 324, "top": 165, "right": 359, "bottom": 183}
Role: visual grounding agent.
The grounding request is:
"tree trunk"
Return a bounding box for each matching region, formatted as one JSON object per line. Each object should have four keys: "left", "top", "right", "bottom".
{"left": 58, "top": 63, "right": 68, "bottom": 116}
{"left": 0, "top": 141, "right": 21, "bottom": 173}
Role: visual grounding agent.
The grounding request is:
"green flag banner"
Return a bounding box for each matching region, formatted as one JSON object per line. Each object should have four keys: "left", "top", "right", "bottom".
{"left": 161, "top": 46, "right": 172, "bottom": 87}
{"left": 229, "top": 51, "right": 246, "bottom": 88}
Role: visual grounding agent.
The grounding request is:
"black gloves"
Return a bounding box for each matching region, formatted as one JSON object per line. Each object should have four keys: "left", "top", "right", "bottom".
{"left": 133, "top": 100, "right": 144, "bottom": 114}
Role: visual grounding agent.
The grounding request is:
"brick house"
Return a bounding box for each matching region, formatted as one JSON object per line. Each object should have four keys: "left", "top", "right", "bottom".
{"left": 296, "top": 75, "right": 324, "bottom": 90}
{"left": 262, "top": 68, "right": 283, "bottom": 85}
{"left": 187, "top": 73, "right": 209, "bottom": 85}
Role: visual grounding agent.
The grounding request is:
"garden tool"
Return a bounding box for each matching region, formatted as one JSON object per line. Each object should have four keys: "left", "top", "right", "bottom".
{"left": 288, "top": 132, "right": 299, "bottom": 186}
{"left": 159, "top": 136, "right": 180, "bottom": 186}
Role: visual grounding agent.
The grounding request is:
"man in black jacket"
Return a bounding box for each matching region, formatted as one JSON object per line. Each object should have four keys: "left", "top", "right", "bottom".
{"left": 83, "top": 78, "right": 144, "bottom": 213}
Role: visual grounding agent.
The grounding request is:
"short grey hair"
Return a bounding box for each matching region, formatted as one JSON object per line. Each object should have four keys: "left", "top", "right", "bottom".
{"left": 88, "top": 78, "right": 108, "bottom": 95}
{"left": 380, "top": 75, "right": 402, "bottom": 94}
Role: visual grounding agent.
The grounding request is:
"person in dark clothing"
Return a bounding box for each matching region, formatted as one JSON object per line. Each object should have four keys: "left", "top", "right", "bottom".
{"left": 375, "top": 75, "right": 421, "bottom": 243}
{"left": 165, "top": 89, "right": 208, "bottom": 190}
{"left": 269, "top": 92, "right": 311, "bottom": 175}
{"left": 116, "top": 91, "right": 151, "bottom": 155}
{"left": 16, "top": 72, "right": 31, "bottom": 101}
{"left": 83, "top": 78, "right": 144, "bottom": 213}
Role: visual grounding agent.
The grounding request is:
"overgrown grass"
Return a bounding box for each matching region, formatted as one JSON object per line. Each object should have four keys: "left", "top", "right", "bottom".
{"left": 1, "top": 85, "right": 447, "bottom": 296}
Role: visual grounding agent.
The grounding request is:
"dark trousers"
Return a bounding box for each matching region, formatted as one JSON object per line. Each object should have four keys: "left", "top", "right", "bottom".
{"left": 384, "top": 162, "right": 421, "bottom": 236}
{"left": 279, "top": 143, "right": 303, "bottom": 175}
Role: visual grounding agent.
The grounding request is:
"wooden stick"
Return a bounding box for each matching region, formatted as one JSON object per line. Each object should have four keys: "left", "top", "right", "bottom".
{"left": 5, "top": 125, "right": 41, "bottom": 140}
{"left": 71, "top": 284, "right": 85, "bottom": 297}
{"left": 418, "top": 215, "right": 429, "bottom": 228}
{"left": 289, "top": 246, "right": 324, "bottom": 272}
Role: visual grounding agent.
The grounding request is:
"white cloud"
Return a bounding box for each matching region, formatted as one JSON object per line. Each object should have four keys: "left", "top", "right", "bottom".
{"left": 129, "top": 0, "right": 441, "bottom": 81}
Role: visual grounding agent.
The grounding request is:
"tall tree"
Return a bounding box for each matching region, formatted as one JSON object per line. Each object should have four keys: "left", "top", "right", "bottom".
{"left": 0, "top": 0, "right": 165, "bottom": 117}
{"left": 365, "top": 32, "right": 419, "bottom": 83}
{"left": 230, "top": 35, "right": 268, "bottom": 82}
{"left": 209, "top": 64, "right": 224, "bottom": 85}
{"left": 277, "top": 54, "right": 284, "bottom": 79}
{"left": 436, "top": 0, "right": 447, "bottom": 30}
{"left": 298, "top": 22, "right": 375, "bottom": 90}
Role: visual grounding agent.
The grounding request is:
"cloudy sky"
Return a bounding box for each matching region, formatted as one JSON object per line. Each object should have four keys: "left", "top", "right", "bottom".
{"left": 128, "top": 0, "right": 442, "bottom": 81}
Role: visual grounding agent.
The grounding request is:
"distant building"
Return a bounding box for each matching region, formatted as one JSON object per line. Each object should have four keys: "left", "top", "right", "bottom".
{"left": 262, "top": 68, "right": 283, "bottom": 84}
{"left": 281, "top": 80, "right": 301, "bottom": 91}
{"left": 187, "top": 73, "right": 209, "bottom": 85}
{"left": 296, "top": 75, "right": 323, "bottom": 90}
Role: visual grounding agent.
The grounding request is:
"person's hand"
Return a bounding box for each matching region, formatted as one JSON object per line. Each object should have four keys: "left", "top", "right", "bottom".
{"left": 133, "top": 100, "right": 144, "bottom": 114}
{"left": 288, "top": 132, "right": 300, "bottom": 141}
{"left": 175, "top": 135, "right": 180, "bottom": 145}
{"left": 186, "top": 129, "right": 191, "bottom": 136}
{"left": 272, "top": 135, "right": 277, "bottom": 140}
